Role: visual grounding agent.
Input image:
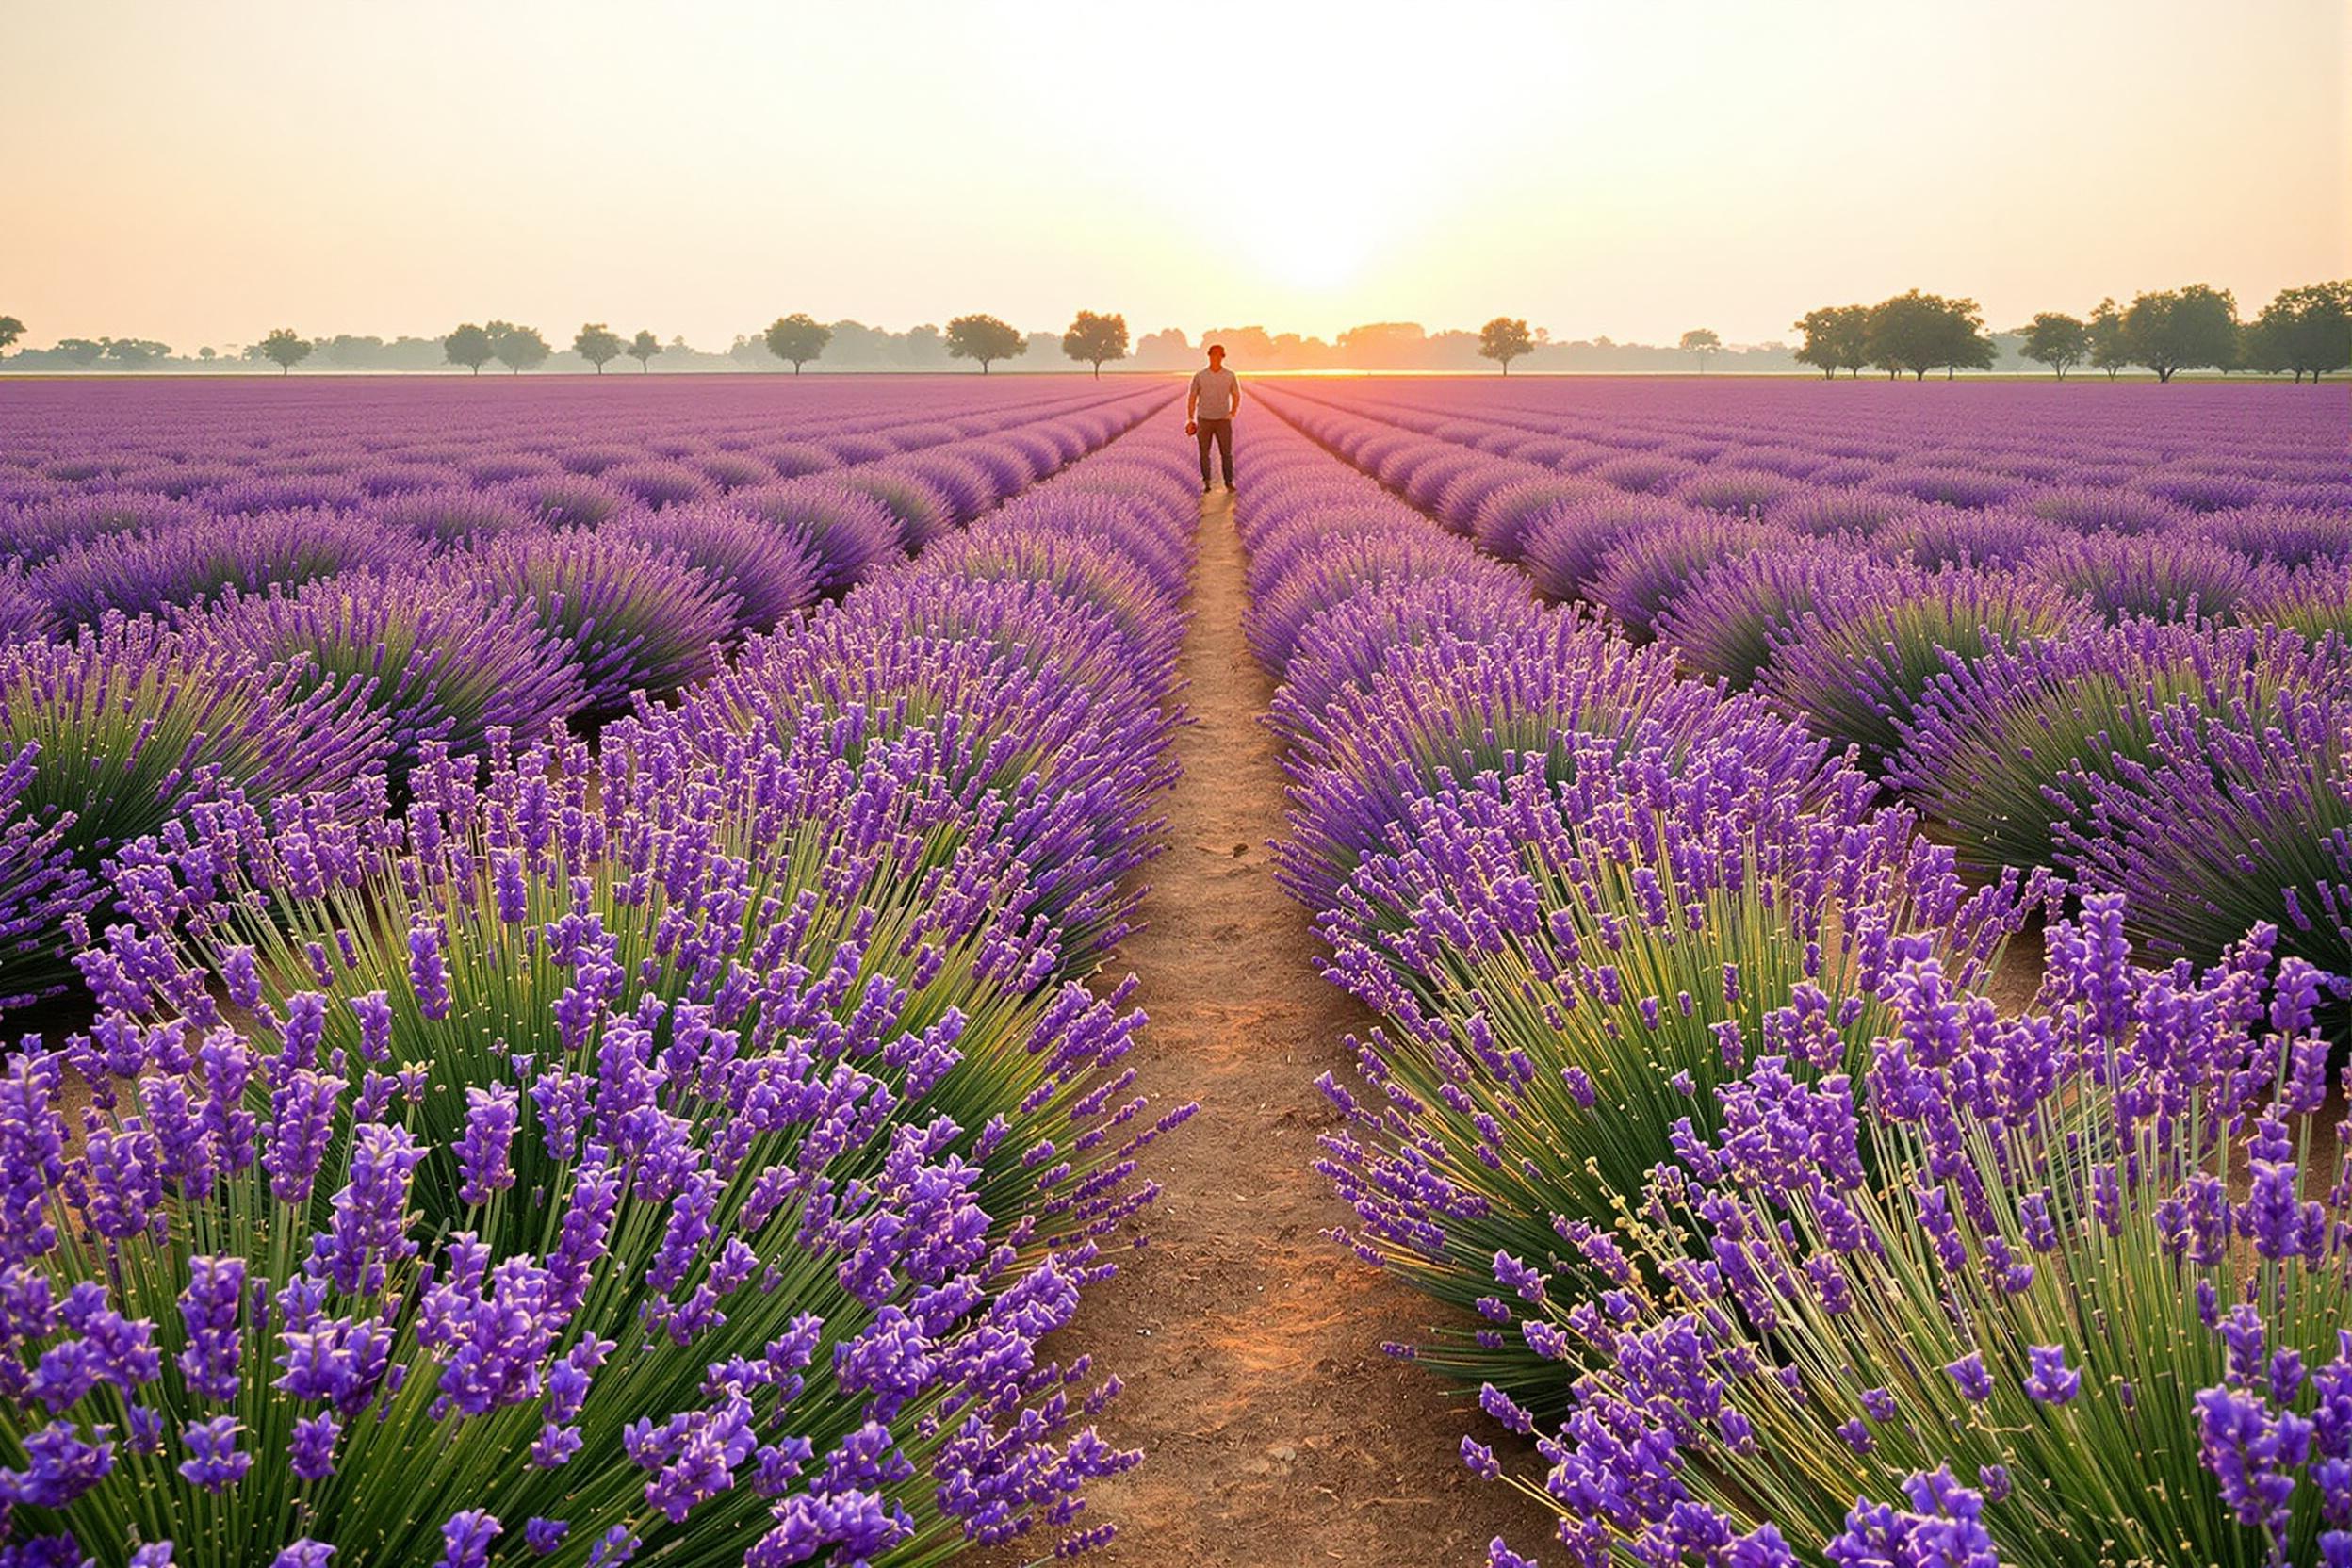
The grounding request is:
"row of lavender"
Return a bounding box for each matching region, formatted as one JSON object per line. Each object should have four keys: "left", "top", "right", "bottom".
{"left": 1257, "top": 381, "right": 2352, "bottom": 1004}
{"left": 0, "top": 377, "right": 1152, "bottom": 515}
{"left": 0, "top": 379, "right": 1166, "bottom": 630}
{"left": 1270, "top": 377, "right": 2350, "bottom": 517}
{"left": 1232, "top": 413, "right": 2350, "bottom": 1566}
{"left": 0, "top": 402, "right": 1200, "bottom": 1564}
{"left": 0, "top": 384, "right": 1169, "bottom": 1015}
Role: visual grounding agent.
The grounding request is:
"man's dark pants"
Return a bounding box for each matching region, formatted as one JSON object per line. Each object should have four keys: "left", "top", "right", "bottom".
{"left": 1196, "top": 417, "right": 1234, "bottom": 486}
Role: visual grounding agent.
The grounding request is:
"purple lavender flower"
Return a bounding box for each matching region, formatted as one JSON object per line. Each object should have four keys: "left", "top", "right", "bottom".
{"left": 31, "top": 509, "right": 427, "bottom": 629}
{"left": 1762, "top": 563, "right": 2099, "bottom": 771}
{"left": 2023, "top": 1344, "right": 2080, "bottom": 1405}
{"left": 453, "top": 528, "right": 737, "bottom": 723}
{"left": 187, "top": 570, "right": 585, "bottom": 789}
{"left": 602, "top": 503, "right": 821, "bottom": 636}
{"left": 439, "top": 1510, "right": 501, "bottom": 1568}
{"left": 176, "top": 1415, "right": 251, "bottom": 1492}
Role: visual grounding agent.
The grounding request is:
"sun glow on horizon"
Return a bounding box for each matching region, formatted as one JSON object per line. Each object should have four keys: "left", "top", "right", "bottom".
{"left": 1, "top": 0, "right": 2342, "bottom": 352}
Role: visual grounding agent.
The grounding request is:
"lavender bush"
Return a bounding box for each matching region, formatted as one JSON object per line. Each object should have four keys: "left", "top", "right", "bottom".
{"left": 455, "top": 531, "right": 740, "bottom": 725}
{"left": 186, "top": 574, "right": 587, "bottom": 790}
{"left": 0, "top": 616, "right": 387, "bottom": 1004}
{"left": 1653, "top": 550, "right": 1888, "bottom": 689}
{"left": 1761, "top": 565, "right": 2101, "bottom": 771}
{"left": 2054, "top": 685, "right": 2352, "bottom": 991}
{"left": 30, "top": 512, "right": 429, "bottom": 629}
{"left": 2026, "top": 530, "right": 2262, "bottom": 622}
{"left": 1485, "top": 904, "right": 2349, "bottom": 1568}
{"left": 721, "top": 483, "right": 906, "bottom": 598}
{"left": 1896, "top": 618, "right": 2347, "bottom": 879}
{"left": 602, "top": 506, "right": 824, "bottom": 638}
{"left": 1315, "top": 737, "right": 2045, "bottom": 1400}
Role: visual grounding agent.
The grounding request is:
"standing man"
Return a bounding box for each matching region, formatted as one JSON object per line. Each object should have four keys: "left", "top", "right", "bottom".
{"left": 1185, "top": 343, "right": 1240, "bottom": 494}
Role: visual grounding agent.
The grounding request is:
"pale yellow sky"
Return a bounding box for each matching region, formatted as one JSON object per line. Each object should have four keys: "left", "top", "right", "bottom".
{"left": 6, "top": 0, "right": 2346, "bottom": 351}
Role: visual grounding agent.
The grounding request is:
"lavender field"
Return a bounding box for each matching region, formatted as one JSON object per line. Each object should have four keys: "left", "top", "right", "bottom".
{"left": 0, "top": 371, "right": 2347, "bottom": 1567}
{"left": 1237, "top": 378, "right": 2351, "bottom": 1568}
{"left": 0, "top": 375, "right": 1198, "bottom": 1565}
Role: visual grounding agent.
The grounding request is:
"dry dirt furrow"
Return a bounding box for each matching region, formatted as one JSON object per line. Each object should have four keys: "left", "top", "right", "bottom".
{"left": 989, "top": 489, "right": 1545, "bottom": 1568}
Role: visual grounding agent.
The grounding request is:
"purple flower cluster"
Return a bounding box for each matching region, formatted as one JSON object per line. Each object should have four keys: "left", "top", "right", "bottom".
{"left": 1250, "top": 378, "right": 2347, "bottom": 1000}
{"left": 1484, "top": 902, "right": 2350, "bottom": 1566}
{"left": 184, "top": 571, "right": 587, "bottom": 792}
{"left": 1231, "top": 382, "right": 2349, "bottom": 1558}
{"left": 0, "top": 615, "right": 389, "bottom": 1005}
{"left": 1231, "top": 412, "right": 2053, "bottom": 1408}
{"left": 0, "top": 379, "right": 1177, "bottom": 1015}
{"left": 0, "top": 388, "right": 1199, "bottom": 1564}
{"left": 30, "top": 508, "right": 431, "bottom": 629}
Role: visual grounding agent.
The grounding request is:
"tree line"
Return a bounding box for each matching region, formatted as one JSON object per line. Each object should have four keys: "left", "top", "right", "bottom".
{"left": 5, "top": 286, "right": 2343, "bottom": 378}
{"left": 1789, "top": 280, "right": 2348, "bottom": 383}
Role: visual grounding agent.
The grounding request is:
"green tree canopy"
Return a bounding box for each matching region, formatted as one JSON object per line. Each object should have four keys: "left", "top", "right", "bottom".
{"left": 444, "top": 323, "right": 495, "bottom": 375}
{"left": 945, "top": 314, "right": 1025, "bottom": 373}
{"left": 101, "top": 338, "right": 171, "bottom": 368}
{"left": 2018, "top": 312, "right": 2091, "bottom": 379}
{"left": 1478, "top": 317, "right": 1535, "bottom": 374}
{"left": 2243, "top": 281, "right": 2351, "bottom": 382}
{"left": 54, "top": 339, "right": 102, "bottom": 367}
{"left": 1792, "top": 305, "right": 1872, "bottom": 379}
{"left": 487, "top": 321, "right": 551, "bottom": 374}
{"left": 573, "top": 322, "right": 623, "bottom": 374}
{"left": 627, "top": 329, "right": 662, "bottom": 372}
{"left": 1060, "top": 310, "right": 1129, "bottom": 378}
{"left": 2087, "top": 297, "right": 2130, "bottom": 379}
{"left": 762, "top": 313, "right": 832, "bottom": 373}
{"left": 2120, "top": 285, "right": 2238, "bottom": 382}
{"left": 256, "top": 328, "right": 313, "bottom": 376}
{"left": 1679, "top": 327, "right": 1722, "bottom": 372}
{"left": 0, "top": 317, "right": 23, "bottom": 354}
{"left": 1865, "top": 290, "right": 1992, "bottom": 380}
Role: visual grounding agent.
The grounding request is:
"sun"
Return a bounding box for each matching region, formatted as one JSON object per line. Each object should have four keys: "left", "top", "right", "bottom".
{"left": 1243, "top": 203, "right": 1376, "bottom": 294}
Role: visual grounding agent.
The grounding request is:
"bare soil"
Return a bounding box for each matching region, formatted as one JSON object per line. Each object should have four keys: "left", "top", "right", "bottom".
{"left": 994, "top": 491, "right": 1547, "bottom": 1567}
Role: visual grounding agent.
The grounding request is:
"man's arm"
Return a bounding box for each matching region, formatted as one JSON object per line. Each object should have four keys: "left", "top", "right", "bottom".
{"left": 1185, "top": 374, "right": 1198, "bottom": 421}
{"left": 1229, "top": 372, "right": 1241, "bottom": 416}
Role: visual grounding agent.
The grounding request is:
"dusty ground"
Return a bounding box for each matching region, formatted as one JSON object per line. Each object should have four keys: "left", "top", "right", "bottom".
{"left": 989, "top": 490, "right": 1549, "bottom": 1567}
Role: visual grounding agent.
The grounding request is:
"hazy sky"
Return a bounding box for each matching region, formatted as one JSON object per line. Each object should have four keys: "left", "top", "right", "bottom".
{"left": 8, "top": 0, "right": 2346, "bottom": 352}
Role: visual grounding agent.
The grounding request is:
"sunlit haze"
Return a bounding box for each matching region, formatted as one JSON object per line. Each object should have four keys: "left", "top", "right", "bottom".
{"left": 8, "top": 0, "right": 2346, "bottom": 351}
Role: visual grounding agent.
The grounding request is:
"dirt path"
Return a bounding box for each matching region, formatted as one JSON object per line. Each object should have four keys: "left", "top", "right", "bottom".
{"left": 1002, "top": 491, "right": 1545, "bottom": 1567}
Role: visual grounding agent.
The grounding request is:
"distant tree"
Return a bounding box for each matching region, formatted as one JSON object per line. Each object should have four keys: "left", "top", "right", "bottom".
{"left": 2121, "top": 286, "right": 2237, "bottom": 383}
{"left": 54, "top": 339, "right": 102, "bottom": 367}
{"left": 1211, "top": 324, "right": 1287, "bottom": 364}
{"left": 2242, "top": 281, "right": 2351, "bottom": 382}
{"left": 487, "top": 321, "right": 551, "bottom": 375}
{"left": 257, "top": 328, "right": 313, "bottom": 376}
{"left": 1133, "top": 327, "right": 1192, "bottom": 369}
{"left": 573, "top": 322, "right": 623, "bottom": 374}
{"left": 445, "top": 322, "right": 495, "bottom": 375}
{"left": 1865, "top": 290, "right": 1991, "bottom": 380}
{"left": 762, "top": 313, "right": 832, "bottom": 374}
{"left": 1792, "top": 305, "right": 1872, "bottom": 379}
{"left": 945, "top": 314, "right": 1025, "bottom": 373}
{"left": 102, "top": 338, "right": 172, "bottom": 369}
{"left": 2017, "top": 312, "right": 2090, "bottom": 379}
{"left": 1942, "top": 322, "right": 1998, "bottom": 378}
{"left": 1679, "top": 327, "right": 1723, "bottom": 372}
{"left": 627, "top": 329, "right": 662, "bottom": 372}
{"left": 198, "top": 346, "right": 217, "bottom": 362}
{"left": 0, "top": 317, "right": 22, "bottom": 354}
{"left": 1061, "top": 310, "right": 1129, "bottom": 378}
{"left": 1478, "top": 317, "right": 1535, "bottom": 374}
{"left": 2087, "top": 298, "right": 2129, "bottom": 380}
